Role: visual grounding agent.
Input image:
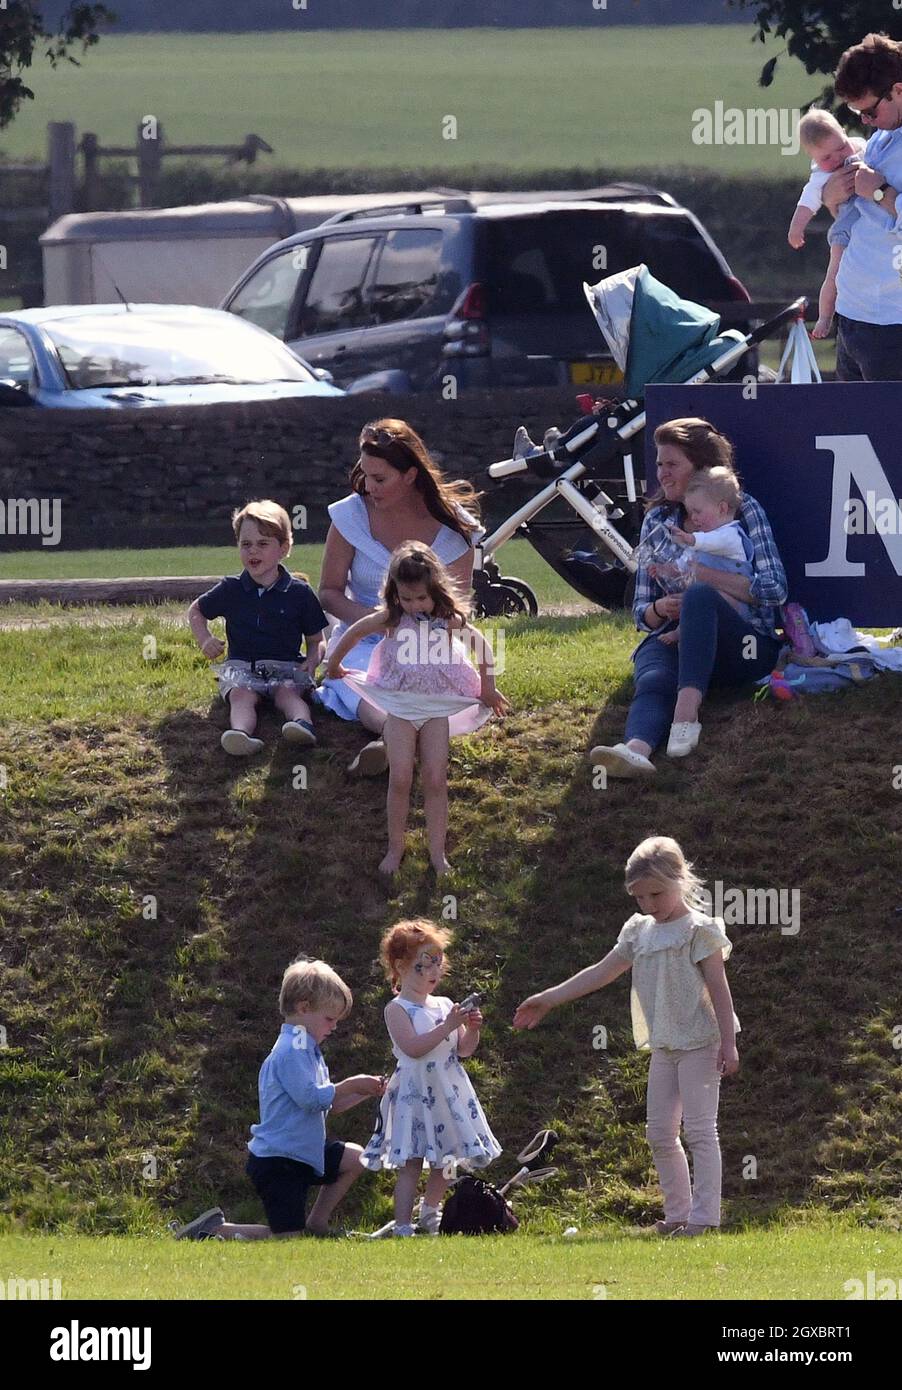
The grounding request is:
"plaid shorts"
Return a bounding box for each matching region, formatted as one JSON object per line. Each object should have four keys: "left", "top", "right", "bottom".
{"left": 214, "top": 659, "right": 315, "bottom": 701}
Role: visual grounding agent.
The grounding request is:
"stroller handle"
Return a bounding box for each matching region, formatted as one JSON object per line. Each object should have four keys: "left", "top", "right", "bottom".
{"left": 746, "top": 296, "right": 808, "bottom": 346}
{"left": 489, "top": 456, "right": 533, "bottom": 479}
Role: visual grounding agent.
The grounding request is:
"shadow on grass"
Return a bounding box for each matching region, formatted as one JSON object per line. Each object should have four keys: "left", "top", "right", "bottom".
{"left": 4, "top": 613, "right": 900, "bottom": 1233}
{"left": 475, "top": 673, "right": 902, "bottom": 1227}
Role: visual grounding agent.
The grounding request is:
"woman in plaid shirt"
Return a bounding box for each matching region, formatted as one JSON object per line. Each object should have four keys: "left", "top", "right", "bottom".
{"left": 590, "top": 417, "right": 787, "bottom": 774}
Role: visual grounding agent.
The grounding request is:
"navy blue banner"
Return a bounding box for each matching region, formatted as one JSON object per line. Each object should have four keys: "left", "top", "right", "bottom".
{"left": 645, "top": 383, "right": 902, "bottom": 627}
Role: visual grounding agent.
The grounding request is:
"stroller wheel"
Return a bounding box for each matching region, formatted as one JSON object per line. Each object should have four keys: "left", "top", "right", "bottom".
{"left": 473, "top": 580, "right": 534, "bottom": 619}
{"left": 498, "top": 577, "right": 538, "bottom": 617}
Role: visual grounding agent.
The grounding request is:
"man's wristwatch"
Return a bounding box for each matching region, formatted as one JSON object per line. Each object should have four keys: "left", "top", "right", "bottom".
{"left": 873, "top": 181, "right": 889, "bottom": 203}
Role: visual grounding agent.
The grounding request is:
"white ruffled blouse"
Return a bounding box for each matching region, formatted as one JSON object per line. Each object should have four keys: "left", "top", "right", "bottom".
{"left": 612, "top": 910, "right": 740, "bottom": 1052}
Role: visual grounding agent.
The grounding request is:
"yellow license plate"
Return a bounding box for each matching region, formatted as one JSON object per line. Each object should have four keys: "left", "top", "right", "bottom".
{"left": 569, "top": 360, "right": 623, "bottom": 386}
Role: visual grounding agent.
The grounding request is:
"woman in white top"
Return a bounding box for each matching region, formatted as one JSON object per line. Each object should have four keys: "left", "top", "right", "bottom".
{"left": 317, "top": 419, "right": 481, "bottom": 774}
{"left": 514, "top": 835, "right": 739, "bottom": 1237}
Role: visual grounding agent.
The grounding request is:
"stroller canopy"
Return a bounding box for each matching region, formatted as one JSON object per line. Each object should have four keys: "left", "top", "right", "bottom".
{"left": 583, "top": 264, "right": 742, "bottom": 398}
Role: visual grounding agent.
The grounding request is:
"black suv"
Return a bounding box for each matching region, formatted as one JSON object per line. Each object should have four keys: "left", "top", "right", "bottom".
{"left": 221, "top": 185, "right": 755, "bottom": 394}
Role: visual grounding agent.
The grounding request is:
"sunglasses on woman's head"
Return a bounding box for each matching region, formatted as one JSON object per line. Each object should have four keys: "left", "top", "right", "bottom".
{"left": 361, "top": 425, "right": 404, "bottom": 448}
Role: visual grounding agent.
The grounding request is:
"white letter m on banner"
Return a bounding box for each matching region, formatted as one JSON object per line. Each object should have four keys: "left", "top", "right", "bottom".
{"left": 806, "top": 434, "right": 902, "bottom": 577}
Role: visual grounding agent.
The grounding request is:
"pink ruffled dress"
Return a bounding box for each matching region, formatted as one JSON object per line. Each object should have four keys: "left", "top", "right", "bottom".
{"left": 345, "top": 614, "right": 491, "bottom": 735}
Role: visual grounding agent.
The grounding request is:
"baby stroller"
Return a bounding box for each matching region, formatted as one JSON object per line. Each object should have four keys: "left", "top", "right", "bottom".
{"left": 472, "top": 265, "right": 807, "bottom": 617}
{"left": 365, "top": 1127, "right": 559, "bottom": 1238}
{"left": 439, "top": 1127, "right": 560, "bottom": 1236}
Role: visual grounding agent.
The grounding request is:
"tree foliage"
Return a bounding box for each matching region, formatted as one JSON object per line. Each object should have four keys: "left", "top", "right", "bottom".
{"left": 734, "top": 1, "right": 902, "bottom": 97}
{"left": 1, "top": 2, "right": 114, "bottom": 130}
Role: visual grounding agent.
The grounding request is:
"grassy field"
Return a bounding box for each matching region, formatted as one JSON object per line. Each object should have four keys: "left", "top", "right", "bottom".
{"left": 3, "top": 26, "right": 820, "bottom": 174}
{"left": 2, "top": 1222, "right": 900, "bottom": 1300}
{"left": 2, "top": 542, "right": 901, "bottom": 1258}
{"left": 0, "top": 538, "right": 575, "bottom": 601}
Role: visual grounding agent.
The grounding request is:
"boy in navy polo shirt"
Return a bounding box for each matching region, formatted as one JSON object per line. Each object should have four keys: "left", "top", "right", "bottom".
{"left": 189, "top": 500, "right": 328, "bottom": 756}
{"left": 173, "top": 958, "right": 385, "bottom": 1241}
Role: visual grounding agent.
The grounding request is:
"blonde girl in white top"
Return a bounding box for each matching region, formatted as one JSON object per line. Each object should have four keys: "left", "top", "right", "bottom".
{"left": 514, "top": 836, "right": 739, "bottom": 1236}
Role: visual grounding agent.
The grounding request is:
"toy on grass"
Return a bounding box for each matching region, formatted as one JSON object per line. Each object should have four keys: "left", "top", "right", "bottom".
{"left": 753, "top": 669, "right": 806, "bottom": 703}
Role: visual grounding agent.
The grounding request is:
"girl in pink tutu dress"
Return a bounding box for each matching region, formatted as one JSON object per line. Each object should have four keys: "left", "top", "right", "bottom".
{"left": 325, "top": 540, "right": 509, "bottom": 875}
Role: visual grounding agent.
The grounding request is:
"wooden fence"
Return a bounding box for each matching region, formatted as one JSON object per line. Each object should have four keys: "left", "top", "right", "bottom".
{"left": 0, "top": 123, "right": 76, "bottom": 306}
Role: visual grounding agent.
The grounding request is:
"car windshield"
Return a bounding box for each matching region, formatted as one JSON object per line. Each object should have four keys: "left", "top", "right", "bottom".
{"left": 45, "top": 313, "right": 315, "bottom": 390}
{"left": 485, "top": 211, "right": 727, "bottom": 314}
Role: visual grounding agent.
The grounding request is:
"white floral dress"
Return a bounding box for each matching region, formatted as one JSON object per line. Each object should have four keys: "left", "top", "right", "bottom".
{"left": 361, "top": 996, "right": 501, "bottom": 1171}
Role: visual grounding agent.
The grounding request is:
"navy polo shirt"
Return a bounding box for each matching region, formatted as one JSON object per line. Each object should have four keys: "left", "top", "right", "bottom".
{"left": 197, "top": 565, "right": 328, "bottom": 663}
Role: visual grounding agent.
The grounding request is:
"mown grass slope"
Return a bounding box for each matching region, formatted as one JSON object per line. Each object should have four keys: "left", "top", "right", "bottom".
{"left": 1, "top": 577, "right": 901, "bottom": 1235}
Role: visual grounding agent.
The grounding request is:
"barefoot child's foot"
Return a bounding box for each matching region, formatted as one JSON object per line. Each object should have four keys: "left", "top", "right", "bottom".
{"left": 430, "top": 858, "right": 451, "bottom": 876}
{"left": 379, "top": 850, "right": 404, "bottom": 876}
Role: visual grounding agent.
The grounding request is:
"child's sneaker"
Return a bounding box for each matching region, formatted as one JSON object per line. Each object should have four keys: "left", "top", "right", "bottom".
{"left": 173, "top": 1207, "right": 225, "bottom": 1240}
{"left": 221, "top": 729, "right": 264, "bottom": 757}
{"left": 347, "top": 739, "right": 388, "bottom": 776}
{"left": 653, "top": 1220, "right": 687, "bottom": 1235}
{"left": 367, "top": 1219, "right": 397, "bottom": 1240}
{"left": 666, "top": 721, "right": 701, "bottom": 758}
{"left": 281, "top": 720, "right": 317, "bottom": 747}
{"left": 415, "top": 1202, "right": 441, "bottom": 1236}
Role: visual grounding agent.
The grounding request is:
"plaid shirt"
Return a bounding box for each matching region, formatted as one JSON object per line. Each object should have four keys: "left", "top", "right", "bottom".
{"left": 632, "top": 493, "right": 787, "bottom": 639}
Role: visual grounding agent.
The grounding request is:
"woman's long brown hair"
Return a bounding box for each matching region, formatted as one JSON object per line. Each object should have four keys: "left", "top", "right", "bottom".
{"left": 351, "top": 418, "right": 481, "bottom": 541}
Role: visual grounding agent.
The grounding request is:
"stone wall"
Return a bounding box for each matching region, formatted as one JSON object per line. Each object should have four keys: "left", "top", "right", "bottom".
{"left": 0, "top": 388, "right": 620, "bottom": 549}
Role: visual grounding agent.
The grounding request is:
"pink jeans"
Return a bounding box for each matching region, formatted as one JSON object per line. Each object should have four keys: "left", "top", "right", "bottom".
{"left": 646, "top": 1042, "right": 722, "bottom": 1228}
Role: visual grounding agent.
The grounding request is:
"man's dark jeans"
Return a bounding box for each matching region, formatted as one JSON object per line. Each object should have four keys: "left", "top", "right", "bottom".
{"left": 836, "top": 314, "right": 902, "bottom": 382}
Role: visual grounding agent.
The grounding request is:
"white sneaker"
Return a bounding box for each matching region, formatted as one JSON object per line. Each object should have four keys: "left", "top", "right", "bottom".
{"left": 666, "top": 721, "right": 701, "bottom": 758}
{"left": 220, "top": 729, "right": 264, "bottom": 757}
{"left": 415, "top": 1203, "right": 441, "bottom": 1236}
{"left": 347, "top": 739, "right": 388, "bottom": 776}
{"left": 588, "top": 742, "right": 656, "bottom": 778}
{"left": 367, "top": 1219, "right": 397, "bottom": 1240}
{"left": 281, "top": 720, "right": 317, "bottom": 747}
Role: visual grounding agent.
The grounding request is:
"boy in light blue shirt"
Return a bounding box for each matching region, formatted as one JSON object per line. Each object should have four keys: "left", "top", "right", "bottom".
{"left": 174, "top": 958, "right": 384, "bottom": 1239}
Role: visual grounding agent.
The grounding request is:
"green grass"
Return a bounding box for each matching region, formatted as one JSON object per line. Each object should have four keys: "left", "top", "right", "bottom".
{"left": 2, "top": 581, "right": 902, "bottom": 1244}
{"left": 0, "top": 538, "right": 576, "bottom": 605}
{"left": 2, "top": 1222, "right": 900, "bottom": 1299}
{"left": 4, "top": 26, "right": 818, "bottom": 174}
{"left": 2, "top": 531, "right": 902, "bottom": 1258}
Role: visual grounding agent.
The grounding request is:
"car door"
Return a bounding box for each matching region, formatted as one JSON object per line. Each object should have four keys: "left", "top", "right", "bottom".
{"left": 285, "top": 234, "right": 379, "bottom": 385}
{"left": 352, "top": 227, "right": 449, "bottom": 390}
{"left": 0, "top": 325, "right": 41, "bottom": 398}
{"left": 226, "top": 246, "right": 307, "bottom": 342}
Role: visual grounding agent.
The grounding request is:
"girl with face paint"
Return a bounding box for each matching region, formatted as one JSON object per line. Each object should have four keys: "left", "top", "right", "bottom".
{"left": 361, "top": 920, "right": 500, "bottom": 1237}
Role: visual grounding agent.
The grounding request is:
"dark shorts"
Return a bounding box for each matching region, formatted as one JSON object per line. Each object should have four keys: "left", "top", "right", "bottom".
{"left": 246, "top": 1142, "right": 345, "bottom": 1234}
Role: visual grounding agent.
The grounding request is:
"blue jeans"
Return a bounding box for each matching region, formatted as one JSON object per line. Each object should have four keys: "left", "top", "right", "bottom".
{"left": 836, "top": 314, "right": 902, "bottom": 382}
{"left": 625, "top": 585, "right": 781, "bottom": 751}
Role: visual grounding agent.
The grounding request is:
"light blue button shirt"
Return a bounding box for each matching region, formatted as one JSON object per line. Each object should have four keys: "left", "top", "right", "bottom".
{"left": 828, "top": 127, "right": 902, "bottom": 324}
{"left": 247, "top": 1024, "right": 336, "bottom": 1171}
